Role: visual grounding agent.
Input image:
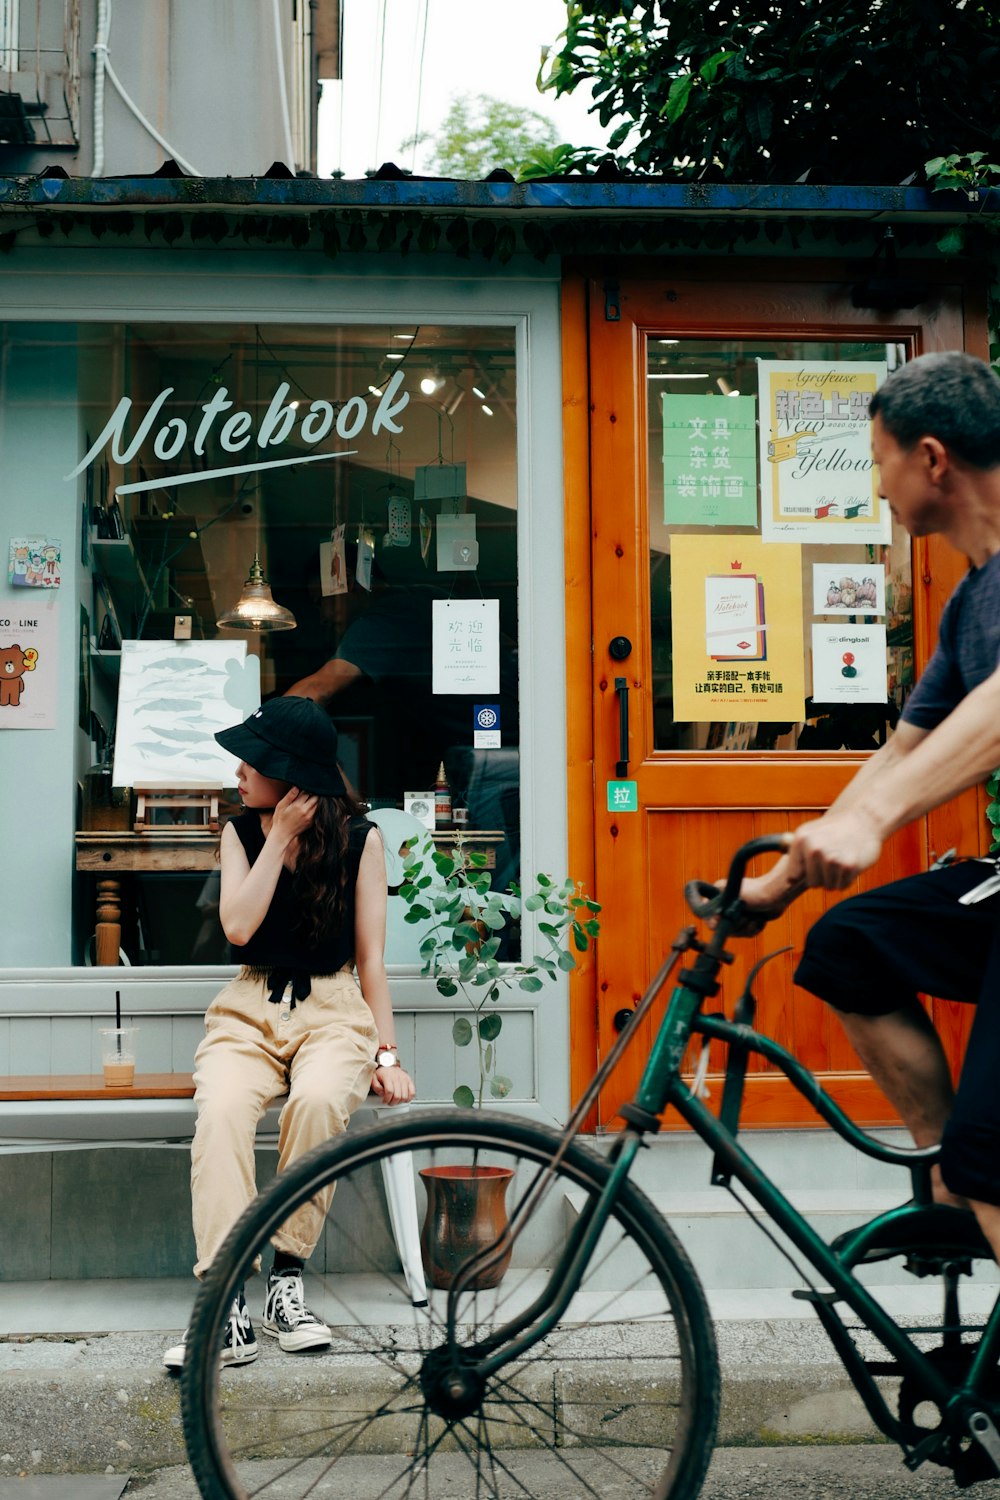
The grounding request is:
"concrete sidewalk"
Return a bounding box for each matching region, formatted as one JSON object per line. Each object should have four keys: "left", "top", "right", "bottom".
{"left": 1, "top": 1274, "right": 996, "bottom": 1477}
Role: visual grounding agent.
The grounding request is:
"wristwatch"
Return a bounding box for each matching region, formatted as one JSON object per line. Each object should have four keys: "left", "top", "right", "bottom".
{"left": 376, "top": 1045, "right": 400, "bottom": 1069}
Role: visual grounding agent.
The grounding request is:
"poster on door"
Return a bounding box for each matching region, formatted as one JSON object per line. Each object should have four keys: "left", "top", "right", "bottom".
{"left": 811, "top": 624, "right": 888, "bottom": 703}
{"left": 662, "top": 394, "right": 758, "bottom": 526}
{"left": 758, "top": 360, "right": 890, "bottom": 544}
{"left": 811, "top": 563, "right": 886, "bottom": 616}
{"left": 671, "top": 535, "right": 806, "bottom": 722}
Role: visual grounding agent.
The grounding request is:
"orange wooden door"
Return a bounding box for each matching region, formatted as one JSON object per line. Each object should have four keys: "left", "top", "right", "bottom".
{"left": 571, "top": 263, "right": 986, "bottom": 1130}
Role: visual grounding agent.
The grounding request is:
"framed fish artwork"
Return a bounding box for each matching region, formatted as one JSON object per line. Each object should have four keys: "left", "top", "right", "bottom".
{"left": 112, "top": 640, "right": 261, "bottom": 788}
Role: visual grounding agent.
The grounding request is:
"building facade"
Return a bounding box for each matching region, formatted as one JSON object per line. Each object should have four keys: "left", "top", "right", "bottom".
{"left": 1, "top": 4, "right": 997, "bottom": 1281}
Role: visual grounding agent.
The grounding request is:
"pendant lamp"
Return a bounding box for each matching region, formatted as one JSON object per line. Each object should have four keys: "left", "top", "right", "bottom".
{"left": 217, "top": 552, "right": 296, "bottom": 632}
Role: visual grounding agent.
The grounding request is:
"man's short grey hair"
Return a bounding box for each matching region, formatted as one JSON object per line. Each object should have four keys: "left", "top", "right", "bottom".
{"left": 869, "top": 352, "right": 1000, "bottom": 470}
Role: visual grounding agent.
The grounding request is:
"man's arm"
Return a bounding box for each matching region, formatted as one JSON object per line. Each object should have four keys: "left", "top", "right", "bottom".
{"left": 788, "top": 665, "right": 1000, "bottom": 890}
{"left": 286, "top": 656, "right": 363, "bottom": 706}
{"left": 744, "top": 665, "right": 1000, "bottom": 912}
{"left": 739, "top": 718, "right": 928, "bottom": 913}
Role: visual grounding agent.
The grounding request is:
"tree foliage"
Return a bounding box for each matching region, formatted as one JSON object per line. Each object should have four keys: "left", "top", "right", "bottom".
{"left": 402, "top": 93, "right": 560, "bottom": 180}
{"left": 542, "top": 1, "right": 1000, "bottom": 184}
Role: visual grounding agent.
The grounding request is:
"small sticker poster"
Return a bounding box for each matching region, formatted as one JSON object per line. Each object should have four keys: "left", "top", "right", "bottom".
{"left": 319, "top": 525, "right": 348, "bottom": 596}
{"left": 8, "top": 536, "right": 61, "bottom": 588}
{"left": 432, "top": 599, "right": 500, "bottom": 695}
{"left": 0, "top": 594, "right": 59, "bottom": 728}
{"left": 474, "top": 703, "right": 502, "bottom": 749}
{"left": 811, "top": 624, "right": 888, "bottom": 703}
{"left": 812, "top": 564, "right": 885, "bottom": 616}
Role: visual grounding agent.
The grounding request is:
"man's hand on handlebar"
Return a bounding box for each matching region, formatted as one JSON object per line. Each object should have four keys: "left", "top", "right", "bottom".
{"left": 717, "top": 812, "right": 886, "bottom": 931}
{"left": 784, "top": 810, "right": 884, "bottom": 892}
{"left": 728, "top": 859, "right": 805, "bottom": 933}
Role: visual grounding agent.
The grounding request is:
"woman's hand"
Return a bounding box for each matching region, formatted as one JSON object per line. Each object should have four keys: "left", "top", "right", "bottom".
{"left": 269, "top": 786, "right": 318, "bottom": 847}
{"left": 372, "top": 1064, "right": 416, "bottom": 1105}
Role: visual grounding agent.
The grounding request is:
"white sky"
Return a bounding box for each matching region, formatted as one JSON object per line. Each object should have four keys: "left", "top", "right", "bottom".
{"left": 318, "top": 0, "right": 613, "bottom": 180}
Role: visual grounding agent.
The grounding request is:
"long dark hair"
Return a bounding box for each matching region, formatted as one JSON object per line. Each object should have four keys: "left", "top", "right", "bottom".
{"left": 292, "top": 789, "right": 369, "bottom": 944}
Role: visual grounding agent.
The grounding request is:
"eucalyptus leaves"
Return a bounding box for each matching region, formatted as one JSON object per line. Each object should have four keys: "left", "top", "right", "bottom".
{"left": 398, "top": 836, "right": 601, "bottom": 1108}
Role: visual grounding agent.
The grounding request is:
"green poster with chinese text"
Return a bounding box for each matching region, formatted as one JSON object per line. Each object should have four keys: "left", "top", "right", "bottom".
{"left": 662, "top": 395, "right": 758, "bottom": 527}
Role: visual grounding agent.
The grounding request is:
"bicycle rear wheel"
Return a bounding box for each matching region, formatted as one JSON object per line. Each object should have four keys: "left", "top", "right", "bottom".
{"left": 181, "top": 1109, "right": 720, "bottom": 1500}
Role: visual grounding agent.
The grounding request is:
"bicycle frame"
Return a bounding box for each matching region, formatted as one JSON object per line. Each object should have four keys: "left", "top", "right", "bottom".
{"left": 469, "top": 911, "right": 1000, "bottom": 1465}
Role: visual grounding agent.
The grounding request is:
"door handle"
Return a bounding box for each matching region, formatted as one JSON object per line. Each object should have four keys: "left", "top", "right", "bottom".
{"left": 615, "top": 676, "right": 629, "bottom": 777}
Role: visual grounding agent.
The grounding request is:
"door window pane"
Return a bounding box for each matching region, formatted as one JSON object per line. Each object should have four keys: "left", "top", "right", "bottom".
{"left": 647, "top": 338, "right": 913, "bottom": 751}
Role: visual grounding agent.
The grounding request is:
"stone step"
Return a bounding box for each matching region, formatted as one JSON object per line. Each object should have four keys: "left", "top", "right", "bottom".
{"left": 565, "top": 1187, "right": 1000, "bottom": 1292}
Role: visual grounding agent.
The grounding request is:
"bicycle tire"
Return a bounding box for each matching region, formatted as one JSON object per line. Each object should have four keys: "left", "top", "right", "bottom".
{"left": 181, "top": 1108, "right": 720, "bottom": 1500}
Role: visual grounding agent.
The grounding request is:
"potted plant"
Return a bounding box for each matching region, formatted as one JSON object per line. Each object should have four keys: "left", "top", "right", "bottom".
{"left": 397, "top": 834, "right": 601, "bottom": 1288}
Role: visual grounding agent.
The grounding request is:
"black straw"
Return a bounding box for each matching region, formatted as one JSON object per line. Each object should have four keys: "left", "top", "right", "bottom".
{"left": 115, "top": 990, "right": 121, "bottom": 1055}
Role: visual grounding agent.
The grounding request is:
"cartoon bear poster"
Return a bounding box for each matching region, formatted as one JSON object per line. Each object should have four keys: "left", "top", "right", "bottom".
{"left": 0, "top": 593, "right": 59, "bottom": 729}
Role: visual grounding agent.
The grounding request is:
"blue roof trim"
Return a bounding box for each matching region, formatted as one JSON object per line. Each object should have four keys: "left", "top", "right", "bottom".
{"left": 0, "top": 175, "right": 996, "bottom": 217}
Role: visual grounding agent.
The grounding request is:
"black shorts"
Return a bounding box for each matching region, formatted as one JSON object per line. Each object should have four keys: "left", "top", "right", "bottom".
{"left": 794, "top": 861, "right": 1000, "bottom": 1205}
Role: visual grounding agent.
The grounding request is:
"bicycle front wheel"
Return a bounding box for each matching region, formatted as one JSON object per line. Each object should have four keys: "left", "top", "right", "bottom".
{"left": 181, "top": 1109, "right": 720, "bottom": 1500}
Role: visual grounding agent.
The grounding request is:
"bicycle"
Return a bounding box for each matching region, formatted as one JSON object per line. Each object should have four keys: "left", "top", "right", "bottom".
{"left": 180, "top": 835, "right": 1000, "bottom": 1499}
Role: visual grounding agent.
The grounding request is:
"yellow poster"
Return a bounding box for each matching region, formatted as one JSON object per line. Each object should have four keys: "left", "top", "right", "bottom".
{"left": 757, "top": 360, "right": 890, "bottom": 544}
{"left": 671, "top": 535, "right": 806, "bottom": 723}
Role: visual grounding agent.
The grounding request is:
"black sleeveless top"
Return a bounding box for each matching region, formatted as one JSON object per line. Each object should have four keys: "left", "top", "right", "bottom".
{"left": 228, "top": 812, "right": 375, "bottom": 1007}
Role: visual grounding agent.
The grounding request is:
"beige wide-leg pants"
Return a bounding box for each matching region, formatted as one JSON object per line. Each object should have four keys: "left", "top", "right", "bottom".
{"left": 190, "top": 969, "right": 378, "bottom": 1278}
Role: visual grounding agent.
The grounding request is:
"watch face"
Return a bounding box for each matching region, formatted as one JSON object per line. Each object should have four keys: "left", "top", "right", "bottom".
{"left": 377, "top": 1050, "right": 398, "bottom": 1067}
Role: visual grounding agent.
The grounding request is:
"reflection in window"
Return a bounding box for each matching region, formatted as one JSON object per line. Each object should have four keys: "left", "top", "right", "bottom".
{"left": 70, "top": 321, "right": 520, "bottom": 964}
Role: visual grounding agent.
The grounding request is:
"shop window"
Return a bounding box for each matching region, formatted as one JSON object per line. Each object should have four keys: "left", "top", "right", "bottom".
{"left": 71, "top": 321, "right": 519, "bottom": 966}
{"left": 647, "top": 338, "right": 913, "bottom": 752}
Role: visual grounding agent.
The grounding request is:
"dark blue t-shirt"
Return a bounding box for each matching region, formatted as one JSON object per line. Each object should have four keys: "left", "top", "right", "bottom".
{"left": 902, "top": 550, "right": 1000, "bottom": 730}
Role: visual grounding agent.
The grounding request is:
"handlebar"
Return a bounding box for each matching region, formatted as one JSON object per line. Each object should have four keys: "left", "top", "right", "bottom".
{"left": 684, "top": 834, "right": 791, "bottom": 923}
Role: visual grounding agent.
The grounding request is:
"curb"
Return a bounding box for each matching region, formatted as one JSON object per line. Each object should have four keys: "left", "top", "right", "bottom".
{"left": 0, "top": 1320, "right": 908, "bottom": 1476}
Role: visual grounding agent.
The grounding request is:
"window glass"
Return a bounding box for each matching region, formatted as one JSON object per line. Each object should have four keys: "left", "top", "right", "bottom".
{"left": 647, "top": 338, "right": 913, "bottom": 752}
{"left": 72, "top": 321, "right": 519, "bottom": 965}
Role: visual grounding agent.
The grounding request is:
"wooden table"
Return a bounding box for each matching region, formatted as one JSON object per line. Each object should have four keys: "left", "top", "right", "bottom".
{"left": 0, "top": 1072, "right": 196, "bottom": 1101}
{"left": 76, "top": 832, "right": 219, "bottom": 966}
{"left": 76, "top": 827, "right": 507, "bottom": 966}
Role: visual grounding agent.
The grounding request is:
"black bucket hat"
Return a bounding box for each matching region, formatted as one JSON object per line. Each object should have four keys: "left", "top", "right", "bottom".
{"left": 215, "top": 696, "right": 346, "bottom": 796}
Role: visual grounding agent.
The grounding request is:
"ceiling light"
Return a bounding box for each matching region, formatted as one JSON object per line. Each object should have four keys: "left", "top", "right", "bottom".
{"left": 472, "top": 385, "right": 486, "bottom": 399}
{"left": 386, "top": 352, "right": 405, "bottom": 361}
{"left": 481, "top": 404, "right": 494, "bottom": 416}
{"left": 368, "top": 384, "right": 382, "bottom": 396}
{"left": 420, "top": 375, "right": 441, "bottom": 396}
{"left": 393, "top": 332, "right": 415, "bottom": 340}
{"left": 659, "top": 339, "right": 680, "bottom": 346}
{"left": 217, "top": 554, "right": 296, "bottom": 632}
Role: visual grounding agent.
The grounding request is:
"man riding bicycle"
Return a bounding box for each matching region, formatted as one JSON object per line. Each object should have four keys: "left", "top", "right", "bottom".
{"left": 737, "top": 351, "right": 1000, "bottom": 1265}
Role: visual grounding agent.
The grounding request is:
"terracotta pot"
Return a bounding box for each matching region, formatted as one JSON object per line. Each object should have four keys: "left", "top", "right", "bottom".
{"left": 419, "top": 1164, "right": 514, "bottom": 1290}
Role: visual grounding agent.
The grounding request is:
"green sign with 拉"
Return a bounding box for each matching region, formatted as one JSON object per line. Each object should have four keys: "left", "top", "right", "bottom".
{"left": 607, "top": 780, "right": 638, "bottom": 812}
{"left": 662, "top": 394, "right": 758, "bottom": 527}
